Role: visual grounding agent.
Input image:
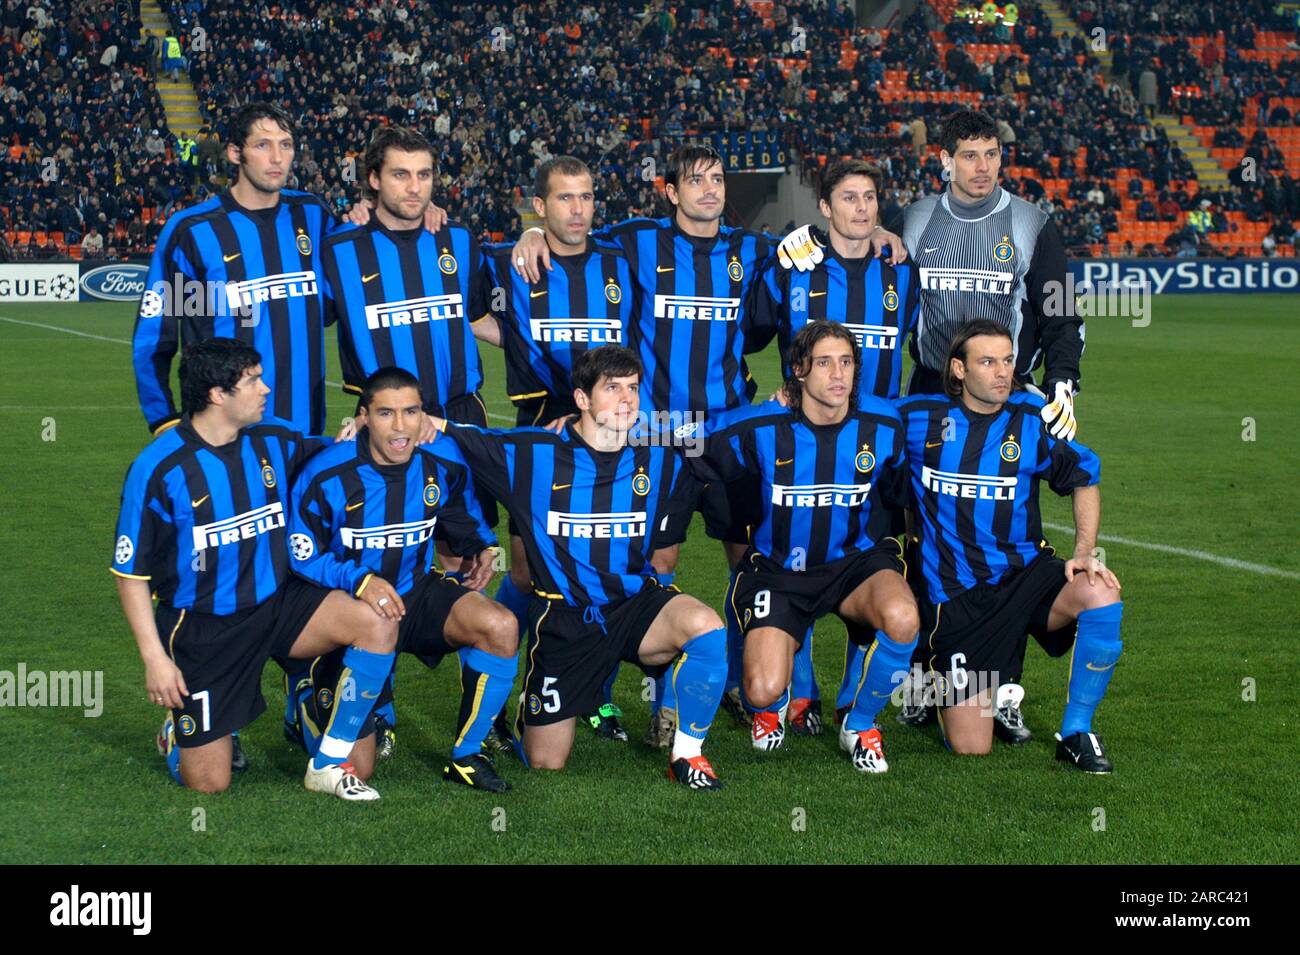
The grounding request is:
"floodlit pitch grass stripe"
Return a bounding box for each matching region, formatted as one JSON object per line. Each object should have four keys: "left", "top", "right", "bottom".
{"left": 0, "top": 314, "right": 516, "bottom": 424}
{"left": 1043, "top": 521, "right": 1300, "bottom": 581}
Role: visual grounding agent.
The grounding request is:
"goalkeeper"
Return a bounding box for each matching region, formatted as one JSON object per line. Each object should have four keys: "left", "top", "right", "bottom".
{"left": 778, "top": 109, "right": 1083, "bottom": 441}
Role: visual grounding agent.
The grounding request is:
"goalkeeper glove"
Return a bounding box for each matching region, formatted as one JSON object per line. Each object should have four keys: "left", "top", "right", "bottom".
{"left": 777, "top": 223, "right": 827, "bottom": 272}
{"left": 1033, "top": 379, "right": 1078, "bottom": 442}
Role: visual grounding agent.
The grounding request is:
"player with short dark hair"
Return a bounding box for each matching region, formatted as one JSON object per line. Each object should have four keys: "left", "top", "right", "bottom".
{"left": 428, "top": 345, "right": 731, "bottom": 790}
{"left": 897, "top": 321, "right": 1124, "bottom": 772}
{"left": 476, "top": 155, "right": 638, "bottom": 741}
{"left": 751, "top": 158, "right": 921, "bottom": 735}
{"left": 286, "top": 367, "right": 519, "bottom": 792}
{"left": 113, "top": 338, "right": 396, "bottom": 800}
{"left": 691, "top": 322, "right": 919, "bottom": 772}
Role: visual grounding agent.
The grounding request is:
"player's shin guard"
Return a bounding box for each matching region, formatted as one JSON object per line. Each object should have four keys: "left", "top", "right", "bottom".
{"left": 452, "top": 647, "right": 519, "bottom": 758}
{"left": 669, "top": 628, "right": 727, "bottom": 758}
{"left": 791, "top": 626, "right": 819, "bottom": 700}
{"left": 723, "top": 568, "right": 745, "bottom": 693}
{"left": 836, "top": 641, "right": 867, "bottom": 712}
{"left": 312, "top": 647, "right": 395, "bottom": 770}
{"left": 494, "top": 574, "right": 531, "bottom": 637}
{"left": 1060, "top": 602, "right": 1123, "bottom": 738}
{"left": 600, "top": 663, "right": 620, "bottom": 707}
{"left": 845, "top": 631, "right": 918, "bottom": 732}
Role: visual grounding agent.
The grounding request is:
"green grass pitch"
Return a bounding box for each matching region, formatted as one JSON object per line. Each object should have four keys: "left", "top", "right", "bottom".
{"left": 0, "top": 295, "right": 1296, "bottom": 864}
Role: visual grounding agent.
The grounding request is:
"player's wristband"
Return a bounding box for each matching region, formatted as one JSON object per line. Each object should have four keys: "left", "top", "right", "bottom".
{"left": 353, "top": 572, "right": 375, "bottom": 599}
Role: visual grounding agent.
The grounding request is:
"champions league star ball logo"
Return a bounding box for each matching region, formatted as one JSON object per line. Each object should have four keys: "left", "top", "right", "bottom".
{"left": 115, "top": 535, "right": 134, "bottom": 565}
{"left": 290, "top": 533, "right": 314, "bottom": 561}
{"left": 50, "top": 274, "right": 78, "bottom": 300}
{"left": 139, "top": 288, "right": 165, "bottom": 318}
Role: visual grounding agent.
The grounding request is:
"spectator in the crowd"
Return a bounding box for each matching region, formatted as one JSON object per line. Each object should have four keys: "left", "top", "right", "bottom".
{"left": 81, "top": 225, "right": 104, "bottom": 258}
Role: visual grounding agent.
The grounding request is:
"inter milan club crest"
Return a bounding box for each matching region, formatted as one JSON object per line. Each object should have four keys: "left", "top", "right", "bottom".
{"left": 261, "top": 459, "right": 276, "bottom": 488}
{"left": 1000, "top": 434, "right": 1020, "bottom": 462}
{"left": 856, "top": 445, "right": 875, "bottom": 473}
{"left": 296, "top": 230, "right": 312, "bottom": 257}
{"left": 882, "top": 283, "right": 899, "bottom": 312}
{"left": 727, "top": 257, "right": 744, "bottom": 282}
{"left": 424, "top": 478, "right": 441, "bottom": 507}
{"left": 438, "top": 249, "right": 457, "bottom": 274}
{"left": 993, "top": 235, "right": 1015, "bottom": 263}
{"left": 178, "top": 715, "right": 197, "bottom": 736}
{"left": 632, "top": 469, "right": 651, "bottom": 496}
{"left": 605, "top": 281, "right": 622, "bottom": 304}
{"left": 317, "top": 687, "right": 333, "bottom": 710}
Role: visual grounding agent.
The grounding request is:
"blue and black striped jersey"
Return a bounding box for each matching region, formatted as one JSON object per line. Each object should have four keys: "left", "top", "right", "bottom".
{"left": 482, "top": 239, "right": 635, "bottom": 408}
{"left": 897, "top": 391, "right": 1101, "bottom": 604}
{"left": 691, "top": 400, "right": 908, "bottom": 569}
{"left": 596, "top": 217, "right": 775, "bottom": 417}
{"left": 287, "top": 430, "right": 496, "bottom": 598}
{"left": 752, "top": 252, "right": 920, "bottom": 400}
{"left": 132, "top": 190, "right": 334, "bottom": 435}
{"left": 110, "top": 417, "right": 328, "bottom": 614}
{"left": 440, "top": 423, "right": 697, "bottom": 608}
{"left": 322, "top": 220, "right": 487, "bottom": 413}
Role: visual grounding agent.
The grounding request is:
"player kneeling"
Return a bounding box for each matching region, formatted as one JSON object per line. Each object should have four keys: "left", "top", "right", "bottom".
{"left": 286, "top": 368, "right": 519, "bottom": 792}
{"left": 691, "top": 322, "right": 920, "bottom": 773}
{"left": 898, "top": 320, "right": 1124, "bottom": 772}
{"left": 114, "top": 339, "right": 396, "bottom": 800}
{"left": 430, "top": 346, "right": 729, "bottom": 789}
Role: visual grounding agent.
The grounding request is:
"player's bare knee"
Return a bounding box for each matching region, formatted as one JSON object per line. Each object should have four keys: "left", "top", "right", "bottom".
{"left": 684, "top": 604, "right": 723, "bottom": 640}
{"left": 361, "top": 614, "right": 398, "bottom": 653}
{"left": 480, "top": 607, "right": 519, "bottom": 657}
{"left": 183, "top": 768, "right": 231, "bottom": 794}
{"left": 950, "top": 739, "right": 992, "bottom": 756}
{"left": 743, "top": 674, "right": 782, "bottom": 711}
{"left": 881, "top": 601, "right": 920, "bottom": 642}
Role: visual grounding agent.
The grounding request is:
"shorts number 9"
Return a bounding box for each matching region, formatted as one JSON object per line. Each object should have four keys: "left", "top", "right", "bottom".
{"left": 754, "top": 590, "right": 771, "bottom": 619}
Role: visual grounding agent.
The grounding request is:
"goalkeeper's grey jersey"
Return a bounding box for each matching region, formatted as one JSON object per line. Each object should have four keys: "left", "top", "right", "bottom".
{"left": 901, "top": 187, "right": 1082, "bottom": 386}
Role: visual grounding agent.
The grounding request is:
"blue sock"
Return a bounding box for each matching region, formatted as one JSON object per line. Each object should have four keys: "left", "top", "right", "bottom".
{"left": 846, "top": 631, "right": 918, "bottom": 732}
{"left": 312, "top": 646, "right": 395, "bottom": 770}
{"left": 452, "top": 647, "right": 519, "bottom": 758}
{"left": 601, "top": 664, "right": 619, "bottom": 707}
{"left": 655, "top": 672, "right": 675, "bottom": 714}
{"left": 723, "top": 568, "right": 745, "bottom": 693}
{"left": 669, "top": 628, "right": 727, "bottom": 743}
{"left": 160, "top": 716, "right": 182, "bottom": 785}
{"left": 655, "top": 572, "right": 675, "bottom": 588}
{"left": 836, "top": 641, "right": 866, "bottom": 711}
{"left": 1060, "top": 602, "right": 1123, "bottom": 738}
{"left": 373, "top": 667, "right": 397, "bottom": 728}
{"left": 281, "top": 657, "right": 312, "bottom": 728}
{"left": 791, "top": 627, "right": 819, "bottom": 700}
{"left": 444, "top": 570, "right": 464, "bottom": 584}
{"left": 649, "top": 576, "right": 675, "bottom": 713}
{"left": 742, "top": 684, "right": 789, "bottom": 715}
{"left": 494, "top": 574, "right": 531, "bottom": 637}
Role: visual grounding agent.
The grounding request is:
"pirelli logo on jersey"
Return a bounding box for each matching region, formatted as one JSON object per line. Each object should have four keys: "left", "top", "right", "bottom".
{"left": 545, "top": 510, "right": 646, "bottom": 539}
{"left": 528, "top": 318, "right": 623, "bottom": 344}
{"left": 772, "top": 483, "right": 873, "bottom": 508}
{"left": 365, "top": 294, "right": 464, "bottom": 330}
{"left": 842, "top": 323, "right": 900, "bottom": 351}
{"left": 918, "top": 268, "right": 1013, "bottom": 295}
{"left": 191, "top": 502, "right": 285, "bottom": 551}
{"left": 340, "top": 517, "right": 438, "bottom": 550}
{"left": 224, "top": 271, "right": 319, "bottom": 309}
{"left": 921, "top": 466, "right": 1018, "bottom": 501}
{"left": 653, "top": 295, "right": 741, "bottom": 322}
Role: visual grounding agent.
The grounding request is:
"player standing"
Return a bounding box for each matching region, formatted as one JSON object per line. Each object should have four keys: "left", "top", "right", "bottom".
{"left": 477, "top": 155, "right": 638, "bottom": 741}
{"left": 898, "top": 321, "right": 1123, "bottom": 771}
{"left": 112, "top": 339, "right": 395, "bottom": 800}
{"left": 287, "top": 367, "right": 519, "bottom": 792}
{"left": 751, "top": 159, "right": 921, "bottom": 735}
{"left": 429, "top": 346, "right": 730, "bottom": 789}
{"left": 692, "top": 322, "right": 919, "bottom": 771}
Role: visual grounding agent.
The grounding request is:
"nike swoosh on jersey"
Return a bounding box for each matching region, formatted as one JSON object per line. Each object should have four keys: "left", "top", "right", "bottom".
{"left": 925, "top": 441, "right": 944, "bottom": 448}
{"left": 551, "top": 482, "right": 572, "bottom": 490}
{"left": 346, "top": 500, "right": 366, "bottom": 512}
{"left": 530, "top": 289, "right": 547, "bottom": 298}
{"left": 656, "top": 266, "right": 674, "bottom": 273}
{"left": 922, "top": 247, "right": 940, "bottom": 254}
{"left": 191, "top": 494, "right": 210, "bottom": 507}
{"left": 362, "top": 272, "right": 380, "bottom": 283}
{"left": 809, "top": 291, "right": 827, "bottom": 297}
{"left": 223, "top": 252, "right": 241, "bottom": 263}
{"left": 776, "top": 457, "right": 794, "bottom": 466}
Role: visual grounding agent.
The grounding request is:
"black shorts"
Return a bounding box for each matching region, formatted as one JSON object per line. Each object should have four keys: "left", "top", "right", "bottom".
{"left": 156, "top": 576, "right": 329, "bottom": 748}
{"left": 442, "top": 392, "right": 498, "bottom": 530}
{"left": 520, "top": 584, "right": 681, "bottom": 726}
{"left": 731, "top": 539, "right": 907, "bottom": 648}
{"left": 920, "top": 553, "right": 1074, "bottom": 708}
{"left": 700, "top": 475, "right": 762, "bottom": 544}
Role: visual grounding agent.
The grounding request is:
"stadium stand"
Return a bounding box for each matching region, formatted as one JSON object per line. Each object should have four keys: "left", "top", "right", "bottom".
{"left": 6, "top": 0, "right": 1298, "bottom": 261}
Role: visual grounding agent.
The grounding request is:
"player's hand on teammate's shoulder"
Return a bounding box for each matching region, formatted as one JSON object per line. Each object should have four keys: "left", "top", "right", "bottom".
{"left": 335, "top": 417, "right": 357, "bottom": 441}
{"left": 359, "top": 575, "right": 405, "bottom": 620}
{"left": 422, "top": 202, "right": 448, "bottom": 234}
{"left": 542, "top": 414, "right": 575, "bottom": 433}
{"left": 511, "top": 227, "right": 551, "bottom": 284}
{"left": 1065, "top": 552, "right": 1121, "bottom": 590}
{"left": 869, "top": 225, "right": 908, "bottom": 265}
{"left": 768, "top": 389, "right": 790, "bottom": 407}
{"left": 418, "top": 412, "right": 443, "bottom": 444}
{"left": 461, "top": 548, "right": 497, "bottom": 592}
{"left": 145, "top": 654, "right": 189, "bottom": 710}
{"left": 343, "top": 199, "right": 448, "bottom": 235}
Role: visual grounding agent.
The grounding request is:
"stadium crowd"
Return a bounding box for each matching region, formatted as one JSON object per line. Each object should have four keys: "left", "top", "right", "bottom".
{"left": 3, "top": 0, "right": 1297, "bottom": 261}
